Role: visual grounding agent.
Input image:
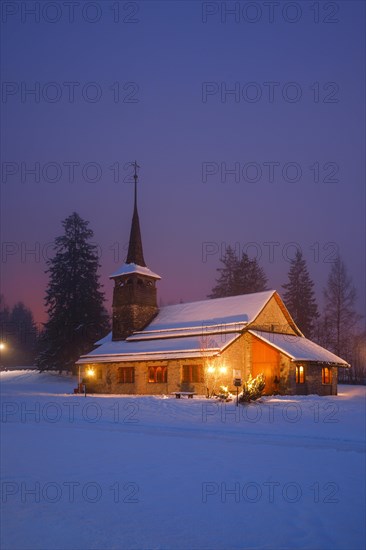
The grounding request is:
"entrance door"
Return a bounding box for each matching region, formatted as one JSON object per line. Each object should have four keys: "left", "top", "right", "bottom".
{"left": 252, "top": 336, "right": 280, "bottom": 394}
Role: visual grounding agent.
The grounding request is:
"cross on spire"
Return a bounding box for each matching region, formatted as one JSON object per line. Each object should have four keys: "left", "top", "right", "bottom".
{"left": 126, "top": 161, "right": 146, "bottom": 267}
{"left": 132, "top": 160, "right": 140, "bottom": 204}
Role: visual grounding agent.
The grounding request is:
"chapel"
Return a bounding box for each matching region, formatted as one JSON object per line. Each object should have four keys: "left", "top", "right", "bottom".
{"left": 77, "top": 166, "right": 349, "bottom": 396}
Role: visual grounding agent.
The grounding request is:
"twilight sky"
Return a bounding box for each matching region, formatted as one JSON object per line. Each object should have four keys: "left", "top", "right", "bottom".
{"left": 1, "top": 0, "right": 365, "bottom": 327}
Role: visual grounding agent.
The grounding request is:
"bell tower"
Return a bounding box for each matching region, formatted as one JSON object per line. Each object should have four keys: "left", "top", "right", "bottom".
{"left": 110, "top": 162, "right": 160, "bottom": 341}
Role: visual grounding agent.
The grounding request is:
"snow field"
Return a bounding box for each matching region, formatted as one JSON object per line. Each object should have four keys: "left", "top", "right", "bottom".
{"left": 1, "top": 371, "right": 365, "bottom": 550}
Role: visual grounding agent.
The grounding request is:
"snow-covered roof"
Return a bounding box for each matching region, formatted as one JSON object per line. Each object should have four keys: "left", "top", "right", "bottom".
{"left": 109, "top": 262, "right": 161, "bottom": 280}
{"left": 94, "top": 290, "right": 276, "bottom": 346}
{"left": 77, "top": 332, "right": 239, "bottom": 364}
{"left": 80, "top": 291, "right": 277, "bottom": 363}
{"left": 79, "top": 292, "right": 349, "bottom": 366}
{"left": 126, "top": 322, "right": 247, "bottom": 341}
{"left": 250, "top": 331, "right": 350, "bottom": 367}
{"left": 139, "top": 290, "right": 275, "bottom": 332}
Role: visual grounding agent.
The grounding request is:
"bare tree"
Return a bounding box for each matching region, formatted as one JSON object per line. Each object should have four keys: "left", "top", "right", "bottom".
{"left": 323, "top": 255, "right": 361, "bottom": 359}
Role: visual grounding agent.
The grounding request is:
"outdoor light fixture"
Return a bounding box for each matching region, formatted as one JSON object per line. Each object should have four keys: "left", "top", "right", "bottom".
{"left": 0, "top": 342, "right": 6, "bottom": 371}
{"left": 78, "top": 367, "right": 96, "bottom": 398}
{"left": 233, "top": 369, "right": 242, "bottom": 407}
{"left": 219, "top": 366, "right": 227, "bottom": 374}
{"left": 207, "top": 366, "right": 215, "bottom": 374}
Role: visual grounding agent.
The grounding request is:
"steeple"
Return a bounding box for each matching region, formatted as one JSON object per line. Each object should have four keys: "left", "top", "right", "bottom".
{"left": 126, "top": 162, "right": 146, "bottom": 267}
{"left": 110, "top": 162, "right": 160, "bottom": 341}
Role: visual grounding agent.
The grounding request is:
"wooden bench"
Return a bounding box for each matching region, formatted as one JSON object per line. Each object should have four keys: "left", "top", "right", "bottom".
{"left": 171, "top": 392, "right": 196, "bottom": 399}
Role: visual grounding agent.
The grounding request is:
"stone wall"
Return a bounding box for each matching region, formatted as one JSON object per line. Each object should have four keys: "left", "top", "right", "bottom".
{"left": 112, "top": 274, "right": 158, "bottom": 340}
{"left": 112, "top": 303, "right": 158, "bottom": 340}
{"left": 284, "top": 362, "right": 338, "bottom": 396}
{"left": 83, "top": 332, "right": 252, "bottom": 395}
{"left": 82, "top": 334, "right": 340, "bottom": 397}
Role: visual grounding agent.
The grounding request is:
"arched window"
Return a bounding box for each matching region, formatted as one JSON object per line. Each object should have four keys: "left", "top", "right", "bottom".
{"left": 181, "top": 365, "right": 204, "bottom": 383}
{"left": 148, "top": 367, "right": 155, "bottom": 383}
{"left": 322, "top": 367, "right": 332, "bottom": 384}
{"left": 296, "top": 365, "right": 305, "bottom": 384}
{"left": 118, "top": 367, "right": 135, "bottom": 384}
{"left": 148, "top": 366, "right": 167, "bottom": 383}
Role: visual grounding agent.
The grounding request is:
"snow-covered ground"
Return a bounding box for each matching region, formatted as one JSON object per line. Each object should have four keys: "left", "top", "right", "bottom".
{"left": 1, "top": 371, "right": 365, "bottom": 550}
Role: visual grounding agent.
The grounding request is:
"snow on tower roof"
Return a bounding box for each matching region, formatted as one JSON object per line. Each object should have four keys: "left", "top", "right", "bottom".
{"left": 250, "top": 331, "right": 350, "bottom": 367}
{"left": 109, "top": 262, "right": 161, "bottom": 280}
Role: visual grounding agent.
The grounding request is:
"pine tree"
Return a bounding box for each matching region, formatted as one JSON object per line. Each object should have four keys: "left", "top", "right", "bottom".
{"left": 323, "top": 255, "right": 361, "bottom": 357}
{"left": 238, "top": 253, "right": 268, "bottom": 294}
{"left": 37, "top": 212, "right": 110, "bottom": 372}
{"left": 209, "top": 248, "right": 268, "bottom": 298}
{"left": 282, "top": 250, "right": 319, "bottom": 337}
{"left": 208, "top": 246, "right": 240, "bottom": 298}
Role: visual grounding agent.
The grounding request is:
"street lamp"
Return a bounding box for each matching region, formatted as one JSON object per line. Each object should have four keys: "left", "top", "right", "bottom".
{"left": 0, "top": 342, "right": 6, "bottom": 371}
{"left": 84, "top": 367, "right": 95, "bottom": 397}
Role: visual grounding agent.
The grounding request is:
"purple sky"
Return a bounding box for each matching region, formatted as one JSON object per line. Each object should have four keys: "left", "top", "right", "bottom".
{"left": 1, "top": 1, "right": 365, "bottom": 327}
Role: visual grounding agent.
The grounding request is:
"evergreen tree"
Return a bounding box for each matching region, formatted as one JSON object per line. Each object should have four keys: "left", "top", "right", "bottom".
{"left": 209, "top": 247, "right": 268, "bottom": 298}
{"left": 282, "top": 250, "right": 319, "bottom": 337}
{"left": 37, "top": 212, "right": 110, "bottom": 372}
{"left": 208, "top": 246, "right": 240, "bottom": 298}
{"left": 323, "top": 255, "right": 361, "bottom": 357}
{"left": 238, "top": 253, "right": 268, "bottom": 294}
{"left": 0, "top": 298, "right": 37, "bottom": 367}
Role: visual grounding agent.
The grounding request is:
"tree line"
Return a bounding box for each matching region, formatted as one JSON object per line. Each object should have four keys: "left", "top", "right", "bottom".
{"left": 0, "top": 212, "right": 364, "bottom": 383}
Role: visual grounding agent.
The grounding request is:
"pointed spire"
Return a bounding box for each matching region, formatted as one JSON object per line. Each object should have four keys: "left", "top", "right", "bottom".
{"left": 126, "top": 161, "right": 146, "bottom": 267}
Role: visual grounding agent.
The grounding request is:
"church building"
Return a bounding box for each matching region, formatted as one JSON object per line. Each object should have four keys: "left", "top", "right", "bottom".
{"left": 77, "top": 165, "right": 349, "bottom": 396}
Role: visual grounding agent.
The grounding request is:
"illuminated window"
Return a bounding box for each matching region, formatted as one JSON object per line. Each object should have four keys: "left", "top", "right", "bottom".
{"left": 322, "top": 367, "right": 332, "bottom": 384}
{"left": 148, "top": 366, "right": 167, "bottom": 383}
{"left": 296, "top": 365, "right": 305, "bottom": 384}
{"left": 118, "top": 367, "right": 135, "bottom": 384}
{"left": 182, "top": 365, "right": 204, "bottom": 384}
